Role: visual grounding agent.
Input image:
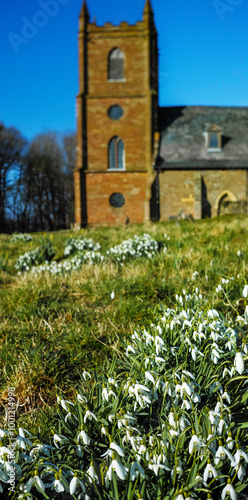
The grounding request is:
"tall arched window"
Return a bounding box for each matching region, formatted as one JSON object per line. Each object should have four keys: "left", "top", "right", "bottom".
{"left": 108, "top": 136, "right": 125, "bottom": 170}
{"left": 108, "top": 48, "right": 124, "bottom": 80}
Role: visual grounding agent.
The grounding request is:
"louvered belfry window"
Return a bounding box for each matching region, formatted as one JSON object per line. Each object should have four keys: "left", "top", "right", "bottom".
{"left": 108, "top": 48, "right": 124, "bottom": 80}
{"left": 108, "top": 136, "right": 124, "bottom": 169}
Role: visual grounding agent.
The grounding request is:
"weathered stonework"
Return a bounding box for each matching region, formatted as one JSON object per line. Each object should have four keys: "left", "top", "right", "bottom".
{"left": 159, "top": 169, "right": 247, "bottom": 220}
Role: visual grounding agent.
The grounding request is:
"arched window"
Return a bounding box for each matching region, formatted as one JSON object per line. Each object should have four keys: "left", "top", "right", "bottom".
{"left": 108, "top": 136, "right": 125, "bottom": 170}
{"left": 108, "top": 48, "right": 124, "bottom": 80}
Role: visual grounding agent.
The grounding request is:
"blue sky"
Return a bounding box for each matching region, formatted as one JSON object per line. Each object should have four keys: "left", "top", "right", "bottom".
{"left": 0, "top": 0, "right": 247, "bottom": 140}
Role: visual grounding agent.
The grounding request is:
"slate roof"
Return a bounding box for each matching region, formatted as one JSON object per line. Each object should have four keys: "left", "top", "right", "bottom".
{"left": 156, "top": 106, "right": 248, "bottom": 170}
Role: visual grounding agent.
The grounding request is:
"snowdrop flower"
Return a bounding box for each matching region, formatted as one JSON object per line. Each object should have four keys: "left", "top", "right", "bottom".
{"left": 82, "top": 370, "right": 91, "bottom": 381}
{"left": 226, "top": 431, "right": 235, "bottom": 451}
{"left": 77, "top": 427, "right": 90, "bottom": 445}
{"left": 155, "top": 356, "right": 166, "bottom": 365}
{"left": 102, "top": 441, "right": 125, "bottom": 458}
{"left": 77, "top": 393, "right": 87, "bottom": 403}
{"left": 234, "top": 351, "right": 244, "bottom": 374}
{"left": 221, "top": 478, "right": 237, "bottom": 500}
{"left": 182, "top": 369, "right": 195, "bottom": 380}
{"left": 231, "top": 444, "right": 248, "bottom": 467}
{"left": 215, "top": 441, "right": 234, "bottom": 464}
{"left": 111, "top": 291, "right": 115, "bottom": 299}
{"left": 126, "top": 345, "right": 136, "bottom": 355}
{"left": 69, "top": 474, "right": 86, "bottom": 495}
{"left": 148, "top": 457, "right": 169, "bottom": 475}
{"left": 102, "top": 386, "right": 116, "bottom": 402}
{"left": 208, "top": 309, "right": 219, "bottom": 318}
{"left": 222, "top": 390, "right": 231, "bottom": 405}
{"left": 211, "top": 346, "right": 222, "bottom": 364}
{"left": 145, "top": 371, "right": 156, "bottom": 384}
{"left": 0, "top": 442, "right": 12, "bottom": 458}
{"left": 242, "top": 284, "right": 248, "bottom": 298}
{"left": 234, "top": 462, "right": 246, "bottom": 481}
{"left": 188, "top": 433, "right": 203, "bottom": 454}
{"left": 25, "top": 473, "right": 46, "bottom": 493}
{"left": 245, "top": 305, "right": 248, "bottom": 324}
{"left": 171, "top": 460, "right": 183, "bottom": 478}
{"left": 30, "top": 443, "right": 53, "bottom": 457}
{"left": 52, "top": 473, "right": 66, "bottom": 493}
{"left": 130, "top": 462, "right": 145, "bottom": 480}
{"left": 192, "top": 392, "right": 201, "bottom": 403}
{"left": 223, "top": 366, "right": 232, "bottom": 378}
{"left": 84, "top": 410, "right": 97, "bottom": 423}
{"left": 16, "top": 428, "right": 33, "bottom": 450}
{"left": 181, "top": 378, "right": 192, "bottom": 396}
{"left": 179, "top": 415, "right": 190, "bottom": 431}
{"left": 181, "top": 396, "right": 192, "bottom": 410}
{"left": 217, "top": 415, "right": 228, "bottom": 435}
{"left": 175, "top": 493, "right": 184, "bottom": 500}
{"left": 53, "top": 433, "right": 68, "bottom": 448}
{"left": 87, "top": 461, "right": 99, "bottom": 483}
{"left": 164, "top": 380, "right": 175, "bottom": 397}
{"left": 57, "top": 396, "right": 74, "bottom": 411}
{"left": 0, "top": 429, "right": 9, "bottom": 438}
{"left": 107, "top": 458, "right": 127, "bottom": 481}
{"left": 203, "top": 459, "right": 218, "bottom": 482}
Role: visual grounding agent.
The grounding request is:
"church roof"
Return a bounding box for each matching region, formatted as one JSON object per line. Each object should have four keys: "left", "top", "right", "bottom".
{"left": 157, "top": 106, "right": 248, "bottom": 169}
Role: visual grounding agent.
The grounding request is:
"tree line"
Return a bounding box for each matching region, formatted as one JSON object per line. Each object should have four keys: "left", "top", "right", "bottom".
{"left": 0, "top": 122, "right": 76, "bottom": 233}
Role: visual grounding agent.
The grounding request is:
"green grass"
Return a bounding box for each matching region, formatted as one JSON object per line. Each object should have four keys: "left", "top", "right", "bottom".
{"left": 0, "top": 215, "right": 248, "bottom": 432}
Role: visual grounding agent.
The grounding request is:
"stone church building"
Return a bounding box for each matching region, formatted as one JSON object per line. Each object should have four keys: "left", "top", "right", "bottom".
{"left": 74, "top": 0, "right": 248, "bottom": 226}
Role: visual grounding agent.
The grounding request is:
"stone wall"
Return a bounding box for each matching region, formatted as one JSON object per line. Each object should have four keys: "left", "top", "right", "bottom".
{"left": 159, "top": 169, "right": 248, "bottom": 220}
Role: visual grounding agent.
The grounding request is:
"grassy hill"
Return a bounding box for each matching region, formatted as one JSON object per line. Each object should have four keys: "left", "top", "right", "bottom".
{"left": 0, "top": 215, "right": 247, "bottom": 432}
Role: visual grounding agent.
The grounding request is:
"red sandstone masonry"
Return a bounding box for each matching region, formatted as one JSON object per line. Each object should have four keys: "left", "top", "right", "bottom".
{"left": 75, "top": 1, "right": 158, "bottom": 226}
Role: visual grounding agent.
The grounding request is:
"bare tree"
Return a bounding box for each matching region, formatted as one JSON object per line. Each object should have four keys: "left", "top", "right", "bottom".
{"left": 0, "top": 123, "right": 26, "bottom": 233}
{"left": 20, "top": 132, "right": 76, "bottom": 232}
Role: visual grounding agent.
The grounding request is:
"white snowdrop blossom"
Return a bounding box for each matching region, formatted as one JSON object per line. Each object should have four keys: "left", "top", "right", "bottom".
{"left": 84, "top": 410, "right": 97, "bottom": 423}
{"left": 77, "top": 428, "right": 90, "bottom": 445}
{"left": 130, "top": 462, "right": 145, "bottom": 480}
{"left": 234, "top": 351, "right": 245, "bottom": 374}
{"left": 221, "top": 479, "right": 237, "bottom": 500}
{"left": 69, "top": 474, "right": 86, "bottom": 495}
{"left": 107, "top": 459, "right": 127, "bottom": 481}
{"left": 203, "top": 459, "right": 218, "bottom": 482}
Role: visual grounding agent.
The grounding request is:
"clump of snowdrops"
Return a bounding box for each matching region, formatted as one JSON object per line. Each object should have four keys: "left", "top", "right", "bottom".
{"left": 1, "top": 288, "right": 248, "bottom": 500}
{"left": 15, "top": 239, "right": 55, "bottom": 273}
{"left": 64, "top": 237, "right": 101, "bottom": 257}
{"left": 15, "top": 233, "right": 159, "bottom": 275}
{"left": 106, "top": 234, "right": 159, "bottom": 263}
{"left": 31, "top": 251, "right": 104, "bottom": 276}
{"left": 10, "top": 233, "right": 33, "bottom": 243}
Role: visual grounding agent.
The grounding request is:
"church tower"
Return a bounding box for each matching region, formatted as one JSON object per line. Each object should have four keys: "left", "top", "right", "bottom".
{"left": 74, "top": 0, "right": 159, "bottom": 226}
